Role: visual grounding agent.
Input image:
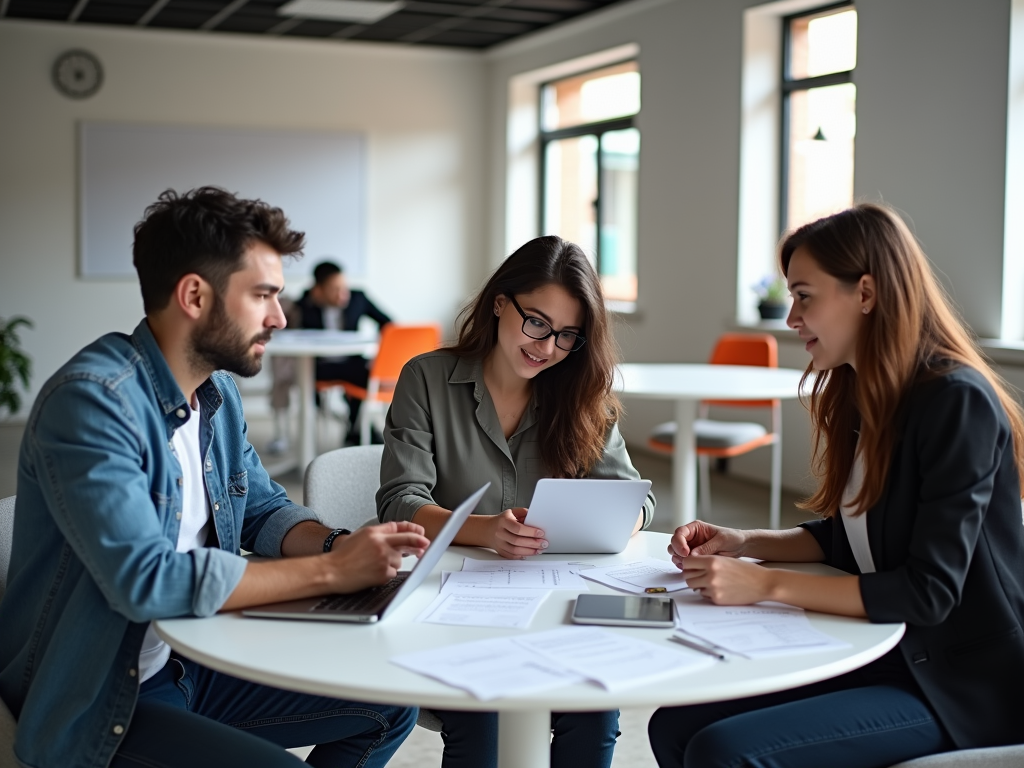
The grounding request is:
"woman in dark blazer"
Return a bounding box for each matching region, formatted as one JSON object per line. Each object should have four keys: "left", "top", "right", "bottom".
{"left": 648, "top": 203, "right": 1024, "bottom": 768}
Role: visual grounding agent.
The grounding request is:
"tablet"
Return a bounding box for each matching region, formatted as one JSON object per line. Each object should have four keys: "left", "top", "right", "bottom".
{"left": 571, "top": 594, "right": 675, "bottom": 628}
{"left": 523, "top": 478, "right": 652, "bottom": 554}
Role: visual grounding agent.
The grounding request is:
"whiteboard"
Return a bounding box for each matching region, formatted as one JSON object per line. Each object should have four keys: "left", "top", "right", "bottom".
{"left": 79, "top": 122, "right": 366, "bottom": 279}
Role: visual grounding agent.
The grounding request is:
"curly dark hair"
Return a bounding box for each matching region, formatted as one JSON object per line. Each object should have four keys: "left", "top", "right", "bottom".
{"left": 132, "top": 186, "right": 305, "bottom": 313}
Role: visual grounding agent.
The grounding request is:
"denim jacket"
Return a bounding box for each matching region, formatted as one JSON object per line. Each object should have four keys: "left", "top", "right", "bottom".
{"left": 0, "top": 320, "right": 319, "bottom": 768}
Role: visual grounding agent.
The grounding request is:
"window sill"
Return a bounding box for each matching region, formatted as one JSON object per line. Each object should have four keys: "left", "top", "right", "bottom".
{"left": 607, "top": 299, "right": 639, "bottom": 316}
{"left": 730, "top": 319, "right": 798, "bottom": 339}
{"left": 731, "top": 322, "right": 1024, "bottom": 368}
{"left": 977, "top": 339, "right": 1024, "bottom": 367}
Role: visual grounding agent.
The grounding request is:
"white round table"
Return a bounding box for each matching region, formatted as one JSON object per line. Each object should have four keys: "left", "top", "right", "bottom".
{"left": 156, "top": 532, "right": 903, "bottom": 768}
{"left": 615, "top": 363, "right": 805, "bottom": 529}
{"left": 264, "top": 330, "right": 379, "bottom": 474}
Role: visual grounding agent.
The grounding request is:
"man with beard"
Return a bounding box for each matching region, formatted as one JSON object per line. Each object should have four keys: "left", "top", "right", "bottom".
{"left": 0, "top": 187, "right": 429, "bottom": 768}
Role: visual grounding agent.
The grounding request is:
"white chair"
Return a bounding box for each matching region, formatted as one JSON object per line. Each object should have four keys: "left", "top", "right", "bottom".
{"left": 302, "top": 448, "right": 443, "bottom": 733}
{"left": 1, "top": 495, "right": 19, "bottom": 768}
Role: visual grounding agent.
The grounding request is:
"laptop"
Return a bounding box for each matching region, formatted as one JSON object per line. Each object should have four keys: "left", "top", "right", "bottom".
{"left": 243, "top": 483, "right": 490, "bottom": 623}
{"left": 523, "top": 478, "right": 652, "bottom": 554}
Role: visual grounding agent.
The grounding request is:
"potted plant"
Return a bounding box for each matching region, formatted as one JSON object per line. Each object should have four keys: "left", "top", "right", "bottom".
{"left": 0, "top": 315, "right": 33, "bottom": 418}
{"left": 752, "top": 275, "right": 789, "bottom": 320}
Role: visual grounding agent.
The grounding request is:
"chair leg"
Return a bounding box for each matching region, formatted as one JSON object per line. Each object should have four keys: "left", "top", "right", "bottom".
{"left": 769, "top": 438, "right": 782, "bottom": 530}
{"left": 698, "top": 454, "right": 711, "bottom": 520}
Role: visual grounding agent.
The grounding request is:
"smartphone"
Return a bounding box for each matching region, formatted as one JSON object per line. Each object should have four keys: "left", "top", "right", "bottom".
{"left": 571, "top": 594, "right": 675, "bottom": 628}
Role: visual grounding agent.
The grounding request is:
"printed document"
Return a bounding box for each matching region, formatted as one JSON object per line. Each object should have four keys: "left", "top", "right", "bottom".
{"left": 517, "top": 626, "right": 717, "bottom": 691}
{"left": 391, "top": 636, "right": 585, "bottom": 700}
{"left": 460, "top": 557, "right": 590, "bottom": 590}
{"left": 417, "top": 589, "right": 549, "bottom": 629}
{"left": 391, "top": 626, "right": 715, "bottom": 699}
{"left": 673, "top": 594, "right": 850, "bottom": 658}
{"left": 580, "top": 558, "right": 691, "bottom": 594}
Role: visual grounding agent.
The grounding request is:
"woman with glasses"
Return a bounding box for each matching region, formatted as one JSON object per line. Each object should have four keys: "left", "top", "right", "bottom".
{"left": 377, "top": 234, "right": 655, "bottom": 768}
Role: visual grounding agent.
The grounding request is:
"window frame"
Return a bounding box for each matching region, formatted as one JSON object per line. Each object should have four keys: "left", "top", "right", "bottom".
{"left": 779, "top": 1, "right": 856, "bottom": 234}
{"left": 538, "top": 59, "right": 639, "bottom": 284}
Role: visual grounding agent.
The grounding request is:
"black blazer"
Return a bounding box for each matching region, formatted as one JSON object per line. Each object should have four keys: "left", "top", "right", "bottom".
{"left": 296, "top": 289, "right": 392, "bottom": 332}
{"left": 800, "top": 366, "right": 1024, "bottom": 748}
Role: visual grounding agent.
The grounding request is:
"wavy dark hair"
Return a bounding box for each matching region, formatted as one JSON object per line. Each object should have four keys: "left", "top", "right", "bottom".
{"left": 782, "top": 203, "right": 1024, "bottom": 516}
{"left": 448, "top": 236, "right": 620, "bottom": 478}
{"left": 133, "top": 186, "right": 305, "bottom": 313}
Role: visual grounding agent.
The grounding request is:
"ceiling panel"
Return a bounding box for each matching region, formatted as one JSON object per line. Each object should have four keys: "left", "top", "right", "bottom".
{"left": 2, "top": 0, "right": 624, "bottom": 48}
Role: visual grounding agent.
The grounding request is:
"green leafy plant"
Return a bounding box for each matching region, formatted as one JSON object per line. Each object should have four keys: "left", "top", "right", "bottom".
{"left": 0, "top": 316, "right": 33, "bottom": 417}
{"left": 752, "top": 275, "right": 789, "bottom": 305}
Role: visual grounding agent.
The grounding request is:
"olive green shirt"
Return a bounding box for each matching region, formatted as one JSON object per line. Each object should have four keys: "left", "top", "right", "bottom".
{"left": 376, "top": 351, "right": 655, "bottom": 528}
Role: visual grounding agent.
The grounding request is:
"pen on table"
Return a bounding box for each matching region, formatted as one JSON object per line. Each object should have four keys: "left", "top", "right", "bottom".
{"left": 669, "top": 634, "right": 727, "bottom": 661}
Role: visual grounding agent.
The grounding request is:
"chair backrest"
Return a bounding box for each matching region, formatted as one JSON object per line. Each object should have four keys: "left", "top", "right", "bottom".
{"left": 706, "top": 333, "right": 779, "bottom": 409}
{"left": 369, "top": 324, "right": 442, "bottom": 384}
{"left": 303, "top": 446, "right": 385, "bottom": 530}
{"left": 0, "top": 495, "right": 14, "bottom": 600}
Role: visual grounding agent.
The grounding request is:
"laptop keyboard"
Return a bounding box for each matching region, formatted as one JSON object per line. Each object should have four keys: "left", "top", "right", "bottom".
{"left": 313, "top": 573, "right": 409, "bottom": 614}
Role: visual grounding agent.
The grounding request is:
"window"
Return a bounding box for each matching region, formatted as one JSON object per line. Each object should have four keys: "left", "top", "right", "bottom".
{"left": 781, "top": 4, "right": 857, "bottom": 232}
{"left": 540, "top": 61, "right": 640, "bottom": 305}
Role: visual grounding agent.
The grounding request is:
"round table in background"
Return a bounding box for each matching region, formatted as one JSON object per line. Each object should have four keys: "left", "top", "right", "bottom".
{"left": 615, "top": 363, "right": 805, "bottom": 529}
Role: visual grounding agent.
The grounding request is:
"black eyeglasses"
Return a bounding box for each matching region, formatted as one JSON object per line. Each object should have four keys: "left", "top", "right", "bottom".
{"left": 504, "top": 293, "right": 587, "bottom": 352}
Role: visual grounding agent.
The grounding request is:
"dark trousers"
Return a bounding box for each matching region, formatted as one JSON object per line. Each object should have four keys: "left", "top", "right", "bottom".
{"left": 110, "top": 656, "right": 417, "bottom": 768}
{"left": 317, "top": 357, "right": 371, "bottom": 440}
{"left": 433, "top": 708, "right": 620, "bottom": 768}
{"left": 647, "top": 651, "right": 954, "bottom": 768}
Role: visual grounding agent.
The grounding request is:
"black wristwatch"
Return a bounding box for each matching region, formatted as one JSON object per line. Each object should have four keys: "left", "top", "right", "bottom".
{"left": 323, "top": 528, "right": 351, "bottom": 552}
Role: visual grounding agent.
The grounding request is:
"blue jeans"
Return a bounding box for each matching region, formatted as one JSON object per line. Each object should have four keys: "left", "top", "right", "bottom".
{"left": 433, "top": 708, "right": 620, "bottom": 768}
{"left": 111, "top": 656, "right": 417, "bottom": 768}
{"left": 647, "top": 652, "right": 955, "bottom": 768}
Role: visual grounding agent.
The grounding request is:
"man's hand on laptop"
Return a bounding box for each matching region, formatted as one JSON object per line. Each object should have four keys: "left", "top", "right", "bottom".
{"left": 326, "top": 522, "right": 430, "bottom": 593}
{"left": 221, "top": 522, "right": 428, "bottom": 612}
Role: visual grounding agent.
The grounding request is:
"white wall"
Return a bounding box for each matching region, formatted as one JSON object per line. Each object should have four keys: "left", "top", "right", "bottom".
{"left": 0, "top": 20, "right": 487, "bottom": 415}
{"left": 485, "top": 0, "right": 1017, "bottom": 493}
{"left": 1, "top": 2, "right": 1019, "bottom": 497}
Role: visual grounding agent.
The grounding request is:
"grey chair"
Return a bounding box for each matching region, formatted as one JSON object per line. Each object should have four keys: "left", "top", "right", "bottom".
{"left": 302, "top": 447, "right": 443, "bottom": 733}
{"left": 889, "top": 745, "right": 1024, "bottom": 768}
{"left": 1, "top": 495, "right": 18, "bottom": 768}
{"left": 303, "top": 444, "right": 386, "bottom": 531}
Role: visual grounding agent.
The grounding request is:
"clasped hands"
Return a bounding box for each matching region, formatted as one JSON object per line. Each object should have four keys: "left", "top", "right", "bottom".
{"left": 669, "top": 520, "right": 773, "bottom": 605}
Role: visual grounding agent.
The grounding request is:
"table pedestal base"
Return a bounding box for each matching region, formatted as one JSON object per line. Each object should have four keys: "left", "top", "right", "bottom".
{"left": 671, "top": 398, "right": 698, "bottom": 528}
{"left": 498, "top": 710, "right": 551, "bottom": 768}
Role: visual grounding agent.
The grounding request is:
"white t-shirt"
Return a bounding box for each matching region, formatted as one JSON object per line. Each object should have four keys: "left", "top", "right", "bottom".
{"left": 839, "top": 443, "right": 876, "bottom": 574}
{"left": 137, "top": 397, "right": 212, "bottom": 683}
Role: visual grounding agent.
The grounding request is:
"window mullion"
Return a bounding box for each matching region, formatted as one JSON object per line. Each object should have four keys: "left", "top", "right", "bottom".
{"left": 595, "top": 134, "right": 603, "bottom": 274}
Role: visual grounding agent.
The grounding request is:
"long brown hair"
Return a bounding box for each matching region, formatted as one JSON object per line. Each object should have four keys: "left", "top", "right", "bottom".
{"left": 448, "top": 236, "right": 620, "bottom": 478}
{"left": 781, "top": 203, "right": 1024, "bottom": 516}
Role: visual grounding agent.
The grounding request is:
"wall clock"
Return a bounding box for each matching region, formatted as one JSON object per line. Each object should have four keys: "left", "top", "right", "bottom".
{"left": 52, "top": 49, "right": 104, "bottom": 100}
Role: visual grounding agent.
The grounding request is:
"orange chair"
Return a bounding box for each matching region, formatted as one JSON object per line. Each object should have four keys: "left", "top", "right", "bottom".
{"left": 316, "top": 324, "right": 442, "bottom": 445}
{"left": 648, "top": 333, "right": 783, "bottom": 528}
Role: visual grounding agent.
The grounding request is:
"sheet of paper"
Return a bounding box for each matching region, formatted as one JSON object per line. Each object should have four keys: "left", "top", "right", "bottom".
{"left": 515, "top": 626, "right": 717, "bottom": 691}
{"left": 580, "top": 558, "right": 691, "bottom": 594}
{"left": 673, "top": 596, "right": 850, "bottom": 658}
{"left": 459, "top": 558, "right": 590, "bottom": 590}
{"left": 417, "top": 588, "right": 549, "bottom": 629}
{"left": 391, "top": 636, "right": 585, "bottom": 700}
{"left": 442, "top": 568, "right": 587, "bottom": 591}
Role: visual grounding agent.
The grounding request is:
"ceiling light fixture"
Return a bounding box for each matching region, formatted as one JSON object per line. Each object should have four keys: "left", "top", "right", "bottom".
{"left": 277, "top": 0, "right": 404, "bottom": 24}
